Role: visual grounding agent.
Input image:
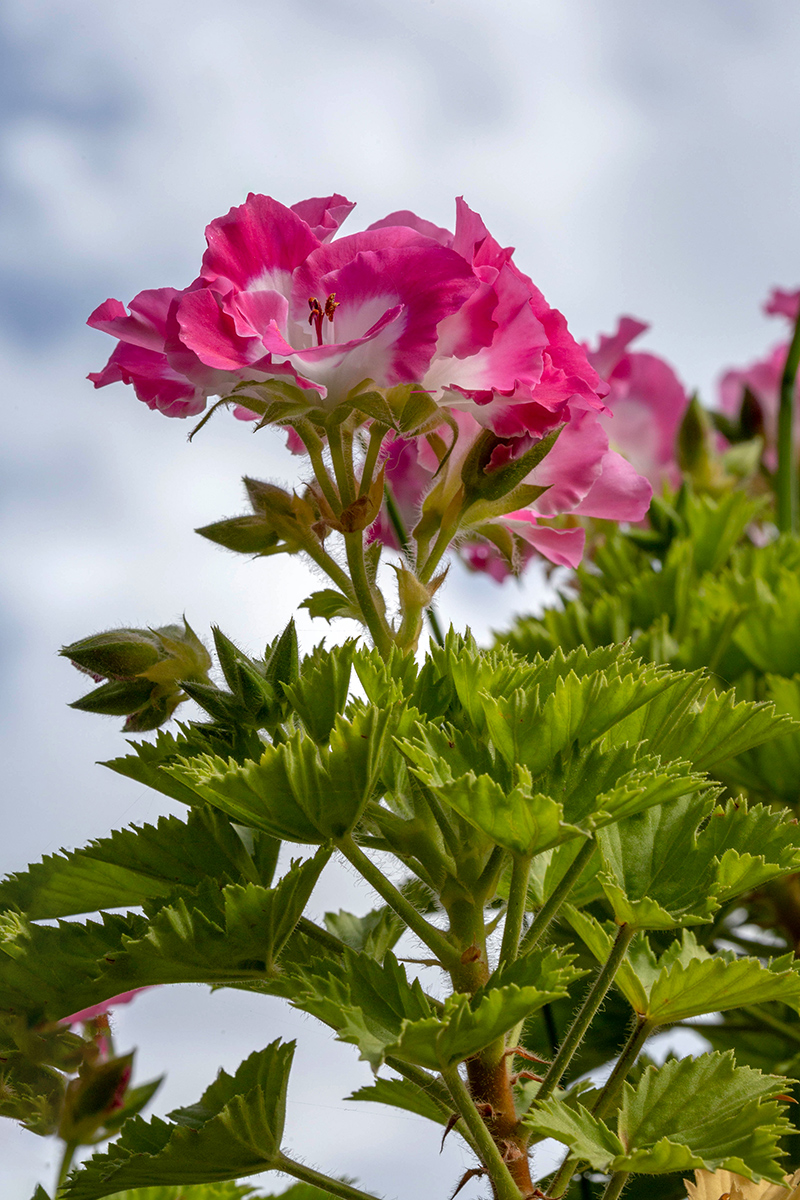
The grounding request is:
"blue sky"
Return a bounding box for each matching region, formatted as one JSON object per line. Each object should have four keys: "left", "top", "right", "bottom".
{"left": 1, "top": 0, "right": 799, "bottom": 1194}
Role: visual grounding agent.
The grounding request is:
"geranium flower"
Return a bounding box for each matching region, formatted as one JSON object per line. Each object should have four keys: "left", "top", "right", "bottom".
{"left": 718, "top": 286, "right": 800, "bottom": 469}
{"left": 587, "top": 316, "right": 689, "bottom": 488}
{"left": 87, "top": 194, "right": 612, "bottom": 432}
{"left": 685, "top": 1167, "right": 800, "bottom": 1200}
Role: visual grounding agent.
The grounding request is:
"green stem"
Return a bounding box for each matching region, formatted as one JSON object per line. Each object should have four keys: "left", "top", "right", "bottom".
{"left": 301, "top": 537, "right": 359, "bottom": 605}
{"left": 336, "top": 834, "right": 462, "bottom": 970}
{"left": 440, "top": 1065, "right": 523, "bottom": 1200}
{"left": 418, "top": 512, "right": 459, "bottom": 585}
{"left": 359, "top": 422, "right": 387, "bottom": 496}
{"left": 592, "top": 1016, "right": 653, "bottom": 1120}
{"left": 343, "top": 530, "right": 393, "bottom": 654}
{"left": 385, "top": 480, "right": 445, "bottom": 646}
{"left": 536, "top": 923, "right": 635, "bottom": 1103}
{"left": 328, "top": 422, "right": 355, "bottom": 507}
{"left": 293, "top": 419, "right": 341, "bottom": 513}
{"left": 499, "top": 854, "right": 532, "bottom": 969}
{"left": 602, "top": 1171, "right": 629, "bottom": 1200}
{"left": 384, "top": 1057, "right": 480, "bottom": 1156}
{"left": 519, "top": 839, "right": 595, "bottom": 955}
{"left": 55, "top": 1139, "right": 78, "bottom": 1194}
{"left": 278, "top": 1152, "right": 383, "bottom": 1200}
{"left": 776, "top": 305, "right": 800, "bottom": 534}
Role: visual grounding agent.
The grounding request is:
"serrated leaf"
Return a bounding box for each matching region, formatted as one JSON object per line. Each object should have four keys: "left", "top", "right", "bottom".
{"left": 299, "top": 590, "right": 360, "bottom": 624}
{"left": 282, "top": 641, "right": 356, "bottom": 742}
{"left": 94, "top": 1185, "right": 256, "bottom": 1200}
{"left": 527, "top": 1053, "right": 792, "bottom": 1182}
{"left": 323, "top": 906, "right": 404, "bottom": 959}
{"left": 387, "top": 981, "right": 571, "bottom": 1071}
{"left": 289, "top": 949, "right": 431, "bottom": 1070}
{"left": 0, "top": 806, "right": 275, "bottom": 920}
{"left": 62, "top": 1042, "right": 294, "bottom": 1198}
{"left": 347, "top": 1076, "right": 451, "bottom": 1126}
{"left": 169, "top": 706, "right": 395, "bottom": 844}
{"left": 102, "top": 851, "right": 329, "bottom": 988}
{"left": 597, "top": 796, "right": 800, "bottom": 929}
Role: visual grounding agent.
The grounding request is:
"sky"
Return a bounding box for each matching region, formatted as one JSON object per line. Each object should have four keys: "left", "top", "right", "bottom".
{"left": 1, "top": 0, "right": 799, "bottom": 1194}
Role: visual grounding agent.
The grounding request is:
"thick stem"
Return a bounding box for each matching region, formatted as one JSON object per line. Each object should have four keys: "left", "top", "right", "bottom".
{"left": 277, "top": 1152, "right": 383, "bottom": 1200}
{"left": 536, "top": 923, "right": 635, "bottom": 1103}
{"left": 441, "top": 1064, "right": 525, "bottom": 1200}
{"left": 499, "top": 854, "right": 532, "bottom": 969}
{"left": 336, "top": 834, "right": 461, "bottom": 970}
{"left": 776, "top": 305, "right": 800, "bottom": 534}
{"left": 519, "top": 839, "right": 595, "bottom": 955}
{"left": 343, "top": 530, "right": 393, "bottom": 654}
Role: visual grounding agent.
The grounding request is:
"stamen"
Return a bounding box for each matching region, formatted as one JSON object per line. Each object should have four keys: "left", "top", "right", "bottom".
{"left": 308, "top": 297, "right": 324, "bottom": 345}
{"left": 324, "top": 293, "right": 340, "bottom": 321}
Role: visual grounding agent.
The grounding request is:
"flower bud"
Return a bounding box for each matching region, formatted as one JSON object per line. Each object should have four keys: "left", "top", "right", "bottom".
{"left": 63, "top": 619, "right": 211, "bottom": 731}
{"left": 58, "top": 1052, "right": 133, "bottom": 1144}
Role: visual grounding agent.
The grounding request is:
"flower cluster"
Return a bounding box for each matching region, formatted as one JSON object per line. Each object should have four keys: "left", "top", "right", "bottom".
{"left": 89, "top": 193, "right": 654, "bottom": 575}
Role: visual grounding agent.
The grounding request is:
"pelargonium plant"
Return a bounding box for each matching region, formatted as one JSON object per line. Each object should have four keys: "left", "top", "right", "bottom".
{"left": 5, "top": 193, "right": 800, "bottom": 1200}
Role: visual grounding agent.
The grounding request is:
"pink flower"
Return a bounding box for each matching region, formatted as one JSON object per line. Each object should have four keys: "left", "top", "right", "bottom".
{"left": 376, "top": 404, "right": 650, "bottom": 578}
{"left": 718, "top": 285, "right": 800, "bottom": 469}
{"left": 88, "top": 195, "right": 611, "bottom": 432}
{"left": 587, "top": 317, "right": 689, "bottom": 488}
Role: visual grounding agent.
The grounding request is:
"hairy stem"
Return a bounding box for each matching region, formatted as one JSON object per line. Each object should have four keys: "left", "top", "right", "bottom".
{"left": 277, "top": 1152, "right": 383, "bottom": 1200}
{"left": 547, "top": 1016, "right": 653, "bottom": 1199}
{"left": 536, "top": 923, "right": 635, "bottom": 1103}
{"left": 777, "top": 305, "right": 800, "bottom": 534}
{"left": 293, "top": 419, "right": 341, "bottom": 513}
{"left": 343, "top": 530, "right": 393, "bottom": 654}
{"left": 519, "top": 839, "right": 596, "bottom": 955}
{"left": 601, "top": 1171, "right": 629, "bottom": 1200}
{"left": 441, "top": 1064, "right": 524, "bottom": 1200}
{"left": 329, "top": 422, "right": 356, "bottom": 508}
{"left": 359, "top": 422, "right": 387, "bottom": 496}
{"left": 499, "top": 854, "right": 533, "bottom": 969}
{"left": 336, "top": 834, "right": 461, "bottom": 970}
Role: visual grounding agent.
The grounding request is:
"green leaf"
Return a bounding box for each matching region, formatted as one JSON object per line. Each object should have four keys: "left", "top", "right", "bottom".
{"left": 387, "top": 979, "right": 572, "bottom": 1072}
{"left": 0, "top": 909, "right": 149, "bottom": 1021}
{"left": 282, "top": 641, "right": 356, "bottom": 742}
{"left": 289, "top": 949, "right": 432, "bottom": 1070}
{"left": 62, "top": 1042, "right": 295, "bottom": 1198}
{"left": 323, "top": 907, "right": 404, "bottom": 960}
{"left": 527, "top": 1053, "right": 792, "bottom": 1182}
{"left": 299, "top": 590, "right": 360, "bottom": 624}
{"left": 169, "top": 706, "right": 395, "bottom": 843}
{"left": 347, "top": 1076, "right": 451, "bottom": 1127}
{"left": 92, "top": 1185, "right": 256, "bottom": 1200}
{"left": 0, "top": 806, "right": 277, "bottom": 920}
{"left": 102, "top": 851, "right": 330, "bottom": 988}
{"left": 596, "top": 796, "right": 800, "bottom": 929}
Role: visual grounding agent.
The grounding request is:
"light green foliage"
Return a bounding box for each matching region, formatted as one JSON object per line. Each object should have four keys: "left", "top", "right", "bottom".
{"left": 567, "top": 912, "right": 800, "bottom": 1021}
{"left": 347, "top": 1076, "right": 451, "bottom": 1126}
{"left": 526, "top": 1052, "right": 793, "bottom": 1182}
{"left": 323, "top": 906, "right": 405, "bottom": 959}
{"left": 168, "top": 705, "right": 396, "bottom": 843}
{"left": 92, "top": 1185, "right": 257, "bottom": 1199}
{"left": 281, "top": 641, "right": 355, "bottom": 742}
{"left": 594, "top": 795, "right": 800, "bottom": 928}
{"left": 62, "top": 1042, "right": 294, "bottom": 1199}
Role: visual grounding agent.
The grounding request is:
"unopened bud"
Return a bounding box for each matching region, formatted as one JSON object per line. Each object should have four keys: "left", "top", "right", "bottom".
{"left": 58, "top": 1052, "right": 133, "bottom": 1144}
{"left": 677, "top": 394, "right": 712, "bottom": 477}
